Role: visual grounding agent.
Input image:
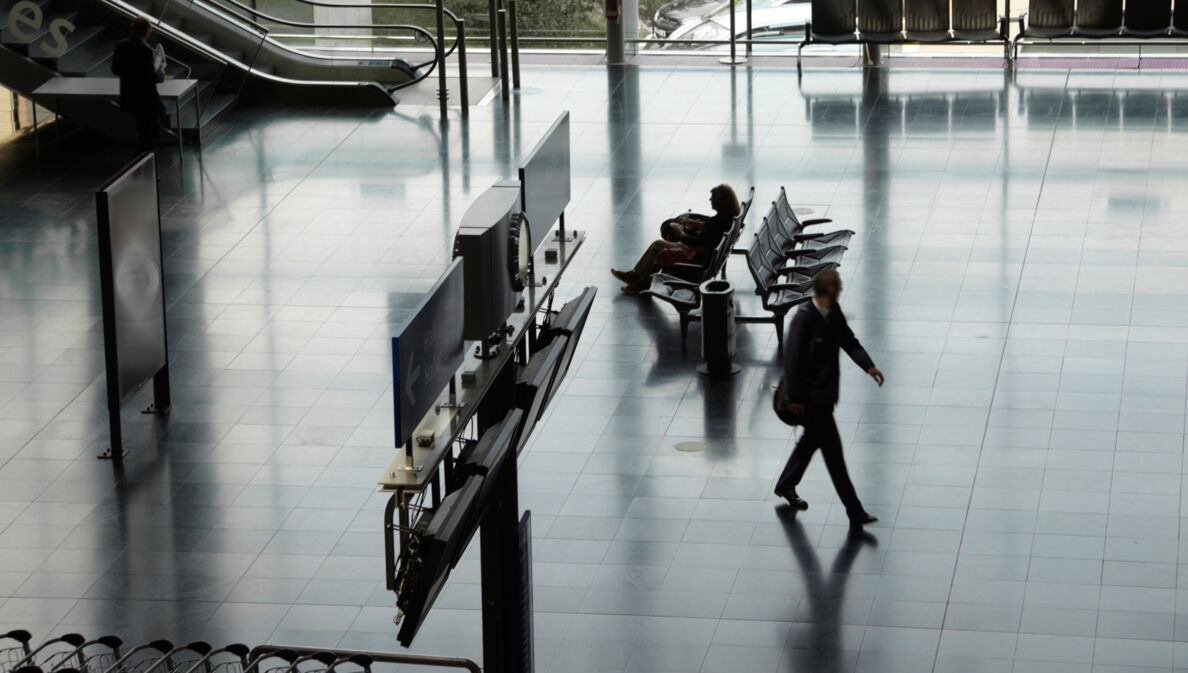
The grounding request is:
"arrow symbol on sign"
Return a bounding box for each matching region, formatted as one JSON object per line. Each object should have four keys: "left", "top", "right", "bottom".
{"left": 404, "top": 351, "right": 421, "bottom": 406}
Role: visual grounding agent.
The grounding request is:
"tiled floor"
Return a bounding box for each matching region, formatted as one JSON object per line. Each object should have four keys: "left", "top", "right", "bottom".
{"left": 2, "top": 63, "right": 1188, "bottom": 672}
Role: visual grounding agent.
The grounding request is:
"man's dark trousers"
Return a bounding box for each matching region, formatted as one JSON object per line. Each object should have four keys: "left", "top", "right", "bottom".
{"left": 133, "top": 112, "right": 158, "bottom": 152}
{"left": 776, "top": 404, "right": 864, "bottom": 516}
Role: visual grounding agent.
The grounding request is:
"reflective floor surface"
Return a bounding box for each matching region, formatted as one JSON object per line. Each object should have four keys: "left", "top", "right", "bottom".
{"left": 2, "top": 64, "right": 1188, "bottom": 672}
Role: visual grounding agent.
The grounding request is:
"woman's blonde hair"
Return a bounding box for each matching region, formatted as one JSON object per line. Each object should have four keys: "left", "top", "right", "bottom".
{"left": 710, "top": 184, "right": 741, "bottom": 218}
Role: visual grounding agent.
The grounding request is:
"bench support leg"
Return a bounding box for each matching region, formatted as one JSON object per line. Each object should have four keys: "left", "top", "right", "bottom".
{"left": 680, "top": 313, "right": 691, "bottom": 352}
{"left": 773, "top": 313, "right": 785, "bottom": 355}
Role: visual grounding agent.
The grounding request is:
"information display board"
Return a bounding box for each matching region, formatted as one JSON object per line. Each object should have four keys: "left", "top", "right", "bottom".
{"left": 392, "top": 259, "right": 466, "bottom": 448}
{"left": 96, "top": 152, "right": 170, "bottom": 458}
{"left": 519, "top": 111, "right": 571, "bottom": 252}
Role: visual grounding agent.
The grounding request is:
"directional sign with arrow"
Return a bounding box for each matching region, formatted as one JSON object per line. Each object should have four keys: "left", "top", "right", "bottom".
{"left": 392, "top": 259, "right": 466, "bottom": 448}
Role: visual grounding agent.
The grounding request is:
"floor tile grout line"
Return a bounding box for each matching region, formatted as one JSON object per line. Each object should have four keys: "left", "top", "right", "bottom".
{"left": 5, "top": 120, "right": 376, "bottom": 476}
{"left": 928, "top": 68, "right": 1071, "bottom": 673}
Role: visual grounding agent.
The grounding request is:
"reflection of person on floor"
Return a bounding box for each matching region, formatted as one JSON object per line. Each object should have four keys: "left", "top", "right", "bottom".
{"left": 776, "top": 506, "right": 877, "bottom": 672}
{"left": 611, "top": 184, "right": 740, "bottom": 295}
{"left": 112, "top": 16, "right": 167, "bottom": 152}
{"left": 774, "top": 269, "right": 884, "bottom": 527}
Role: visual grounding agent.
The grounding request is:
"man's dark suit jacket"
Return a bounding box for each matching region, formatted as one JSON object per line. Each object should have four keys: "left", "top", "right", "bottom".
{"left": 783, "top": 300, "right": 875, "bottom": 407}
{"left": 111, "top": 37, "right": 166, "bottom": 118}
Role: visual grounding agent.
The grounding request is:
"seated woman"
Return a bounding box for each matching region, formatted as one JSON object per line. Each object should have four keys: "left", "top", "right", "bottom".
{"left": 611, "top": 184, "right": 741, "bottom": 295}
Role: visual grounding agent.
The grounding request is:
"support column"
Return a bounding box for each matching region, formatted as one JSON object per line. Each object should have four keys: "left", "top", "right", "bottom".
{"left": 606, "top": 13, "right": 625, "bottom": 64}
{"left": 313, "top": 0, "right": 370, "bottom": 49}
{"left": 622, "top": 0, "right": 637, "bottom": 56}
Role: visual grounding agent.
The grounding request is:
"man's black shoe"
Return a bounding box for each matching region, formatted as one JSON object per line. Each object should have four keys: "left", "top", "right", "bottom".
{"left": 774, "top": 487, "right": 808, "bottom": 510}
{"left": 848, "top": 512, "right": 878, "bottom": 527}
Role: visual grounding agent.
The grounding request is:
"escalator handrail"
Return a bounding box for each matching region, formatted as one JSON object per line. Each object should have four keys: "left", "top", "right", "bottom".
{"left": 166, "top": 0, "right": 444, "bottom": 77}
{"left": 161, "top": 0, "right": 270, "bottom": 35}
{"left": 200, "top": 0, "right": 465, "bottom": 60}
{"left": 198, "top": 0, "right": 444, "bottom": 70}
{"left": 97, "top": 0, "right": 404, "bottom": 91}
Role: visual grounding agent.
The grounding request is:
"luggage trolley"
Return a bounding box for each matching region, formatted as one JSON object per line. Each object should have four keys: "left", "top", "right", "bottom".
{"left": 178, "top": 644, "right": 249, "bottom": 673}
{"left": 96, "top": 640, "right": 175, "bottom": 673}
{"left": 241, "top": 649, "right": 295, "bottom": 673}
{"left": 44, "top": 636, "right": 122, "bottom": 673}
{"left": 135, "top": 642, "right": 212, "bottom": 673}
{"left": 8, "top": 635, "right": 87, "bottom": 673}
{"left": 0, "top": 631, "right": 33, "bottom": 673}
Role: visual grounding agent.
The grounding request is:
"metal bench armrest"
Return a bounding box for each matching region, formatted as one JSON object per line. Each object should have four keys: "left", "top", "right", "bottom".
{"left": 768, "top": 282, "right": 811, "bottom": 293}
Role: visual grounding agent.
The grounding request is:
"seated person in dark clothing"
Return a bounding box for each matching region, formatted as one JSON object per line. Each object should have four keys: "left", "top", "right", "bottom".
{"left": 112, "top": 16, "right": 167, "bottom": 152}
{"left": 611, "top": 184, "right": 740, "bottom": 295}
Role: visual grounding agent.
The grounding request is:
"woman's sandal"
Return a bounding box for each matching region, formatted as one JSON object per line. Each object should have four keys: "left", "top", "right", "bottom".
{"left": 610, "top": 268, "right": 637, "bottom": 284}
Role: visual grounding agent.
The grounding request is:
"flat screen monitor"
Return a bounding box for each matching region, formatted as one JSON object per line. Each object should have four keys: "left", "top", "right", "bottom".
{"left": 453, "top": 184, "right": 521, "bottom": 341}
{"left": 395, "top": 409, "right": 523, "bottom": 647}
{"left": 396, "top": 475, "right": 481, "bottom": 647}
{"left": 519, "top": 111, "right": 570, "bottom": 253}
{"left": 539, "top": 287, "right": 597, "bottom": 409}
{"left": 514, "top": 335, "right": 569, "bottom": 453}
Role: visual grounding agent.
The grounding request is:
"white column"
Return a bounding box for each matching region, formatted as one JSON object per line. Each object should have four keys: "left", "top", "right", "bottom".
{"left": 313, "top": 0, "right": 372, "bottom": 51}
{"left": 623, "top": 0, "right": 637, "bottom": 55}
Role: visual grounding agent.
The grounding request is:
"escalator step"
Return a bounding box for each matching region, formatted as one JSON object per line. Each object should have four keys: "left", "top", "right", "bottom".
{"left": 56, "top": 29, "right": 114, "bottom": 75}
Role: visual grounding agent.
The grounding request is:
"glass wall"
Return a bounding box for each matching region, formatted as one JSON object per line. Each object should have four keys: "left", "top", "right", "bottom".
{"left": 203, "top": 0, "right": 1157, "bottom": 61}
{"left": 455, "top": 0, "right": 1031, "bottom": 53}
{"left": 0, "top": 87, "right": 38, "bottom": 146}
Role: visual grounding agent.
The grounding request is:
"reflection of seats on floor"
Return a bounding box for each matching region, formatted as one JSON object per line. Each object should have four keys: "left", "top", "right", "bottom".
{"left": 0, "top": 631, "right": 480, "bottom": 673}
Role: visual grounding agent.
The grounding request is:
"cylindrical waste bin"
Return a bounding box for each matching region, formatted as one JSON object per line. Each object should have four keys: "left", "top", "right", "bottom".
{"left": 698, "top": 279, "right": 740, "bottom": 377}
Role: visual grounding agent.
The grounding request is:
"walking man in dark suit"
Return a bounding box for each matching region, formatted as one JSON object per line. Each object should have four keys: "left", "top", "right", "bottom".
{"left": 775, "top": 269, "right": 884, "bottom": 527}
{"left": 111, "top": 16, "right": 166, "bottom": 152}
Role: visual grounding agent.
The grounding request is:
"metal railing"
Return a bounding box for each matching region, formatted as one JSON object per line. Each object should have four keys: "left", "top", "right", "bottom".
{"left": 246, "top": 646, "right": 480, "bottom": 673}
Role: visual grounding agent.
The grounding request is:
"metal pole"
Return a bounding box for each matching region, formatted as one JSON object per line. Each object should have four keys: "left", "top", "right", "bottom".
{"left": 719, "top": 0, "right": 745, "bottom": 64}
{"left": 435, "top": 0, "right": 448, "bottom": 121}
{"left": 497, "top": 9, "right": 510, "bottom": 101}
{"left": 745, "top": 0, "right": 752, "bottom": 57}
{"left": 862, "top": 42, "right": 881, "bottom": 66}
{"left": 488, "top": 0, "right": 499, "bottom": 77}
{"left": 1004, "top": 0, "right": 1012, "bottom": 67}
{"left": 458, "top": 19, "right": 470, "bottom": 115}
{"left": 507, "top": 0, "right": 521, "bottom": 89}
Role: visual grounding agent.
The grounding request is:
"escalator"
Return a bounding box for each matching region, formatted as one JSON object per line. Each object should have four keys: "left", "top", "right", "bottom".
{"left": 0, "top": 0, "right": 462, "bottom": 144}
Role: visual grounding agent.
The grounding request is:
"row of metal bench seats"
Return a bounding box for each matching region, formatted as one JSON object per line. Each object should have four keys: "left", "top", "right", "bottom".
{"left": 1017, "top": 0, "right": 1188, "bottom": 40}
{"left": 641, "top": 188, "right": 754, "bottom": 346}
{"left": 798, "top": 0, "right": 1188, "bottom": 71}
{"left": 799, "top": 0, "right": 1008, "bottom": 63}
{"left": 644, "top": 187, "right": 855, "bottom": 351}
{"left": 0, "top": 631, "right": 478, "bottom": 673}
